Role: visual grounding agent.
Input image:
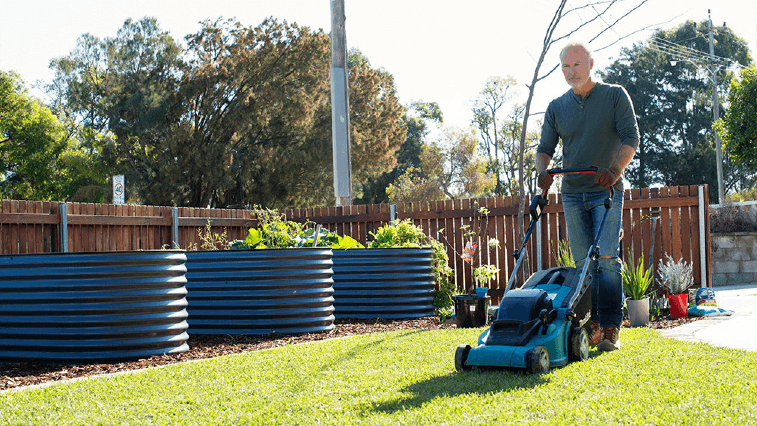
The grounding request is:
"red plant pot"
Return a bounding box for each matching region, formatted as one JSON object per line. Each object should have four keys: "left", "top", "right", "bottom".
{"left": 669, "top": 293, "right": 689, "bottom": 318}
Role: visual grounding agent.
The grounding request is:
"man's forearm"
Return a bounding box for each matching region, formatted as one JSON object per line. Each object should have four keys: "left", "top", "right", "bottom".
{"left": 611, "top": 144, "right": 636, "bottom": 173}
{"left": 535, "top": 153, "right": 553, "bottom": 174}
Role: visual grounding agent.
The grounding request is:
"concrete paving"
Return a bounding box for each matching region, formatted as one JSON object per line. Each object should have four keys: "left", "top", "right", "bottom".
{"left": 660, "top": 284, "right": 757, "bottom": 352}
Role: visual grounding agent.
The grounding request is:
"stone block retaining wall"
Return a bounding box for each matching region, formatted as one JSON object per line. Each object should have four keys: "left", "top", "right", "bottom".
{"left": 711, "top": 233, "right": 757, "bottom": 287}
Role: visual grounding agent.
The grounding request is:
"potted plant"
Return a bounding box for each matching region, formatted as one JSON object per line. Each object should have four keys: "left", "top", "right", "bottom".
{"left": 622, "top": 253, "right": 654, "bottom": 326}
{"left": 657, "top": 254, "right": 694, "bottom": 318}
{"left": 437, "top": 206, "right": 501, "bottom": 328}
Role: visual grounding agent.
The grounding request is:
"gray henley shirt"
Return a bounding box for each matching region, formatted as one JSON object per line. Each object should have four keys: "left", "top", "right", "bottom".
{"left": 537, "top": 82, "right": 640, "bottom": 193}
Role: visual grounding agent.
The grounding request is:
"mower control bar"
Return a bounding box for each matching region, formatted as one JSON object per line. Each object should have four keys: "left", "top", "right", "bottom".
{"left": 504, "top": 166, "right": 611, "bottom": 294}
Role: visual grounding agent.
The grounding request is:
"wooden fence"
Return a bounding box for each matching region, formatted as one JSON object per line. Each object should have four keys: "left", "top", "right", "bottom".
{"left": 1, "top": 185, "right": 711, "bottom": 299}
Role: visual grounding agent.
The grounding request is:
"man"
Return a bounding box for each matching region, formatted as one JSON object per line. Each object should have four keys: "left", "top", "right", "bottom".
{"left": 536, "top": 41, "right": 639, "bottom": 351}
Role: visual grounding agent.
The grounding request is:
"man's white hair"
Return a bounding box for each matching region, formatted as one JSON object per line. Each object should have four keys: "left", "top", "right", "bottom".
{"left": 560, "top": 41, "right": 593, "bottom": 62}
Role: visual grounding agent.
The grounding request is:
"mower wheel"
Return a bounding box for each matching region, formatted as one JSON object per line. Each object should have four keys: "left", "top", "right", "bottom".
{"left": 569, "top": 327, "right": 590, "bottom": 362}
{"left": 528, "top": 345, "right": 550, "bottom": 374}
{"left": 455, "top": 344, "right": 471, "bottom": 371}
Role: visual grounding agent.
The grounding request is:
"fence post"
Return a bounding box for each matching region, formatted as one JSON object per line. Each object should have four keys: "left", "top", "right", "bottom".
{"left": 171, "top": 207, "right": 179, "bottom": 249}
{"left": 59, "top": 203, "right": 68, "bottom": 253}
{"left": 389, "top": 204, "right": 396, "bottom": 226}
{"left": 698, "top": 185, "right": 707, "bottom": 288}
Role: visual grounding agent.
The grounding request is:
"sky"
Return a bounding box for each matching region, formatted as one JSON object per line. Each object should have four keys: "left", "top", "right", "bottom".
{"left": 1, "top": 0, "right": 755, "bottom": 134}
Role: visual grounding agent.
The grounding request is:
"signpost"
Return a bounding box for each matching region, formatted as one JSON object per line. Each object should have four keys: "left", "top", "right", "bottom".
{"left": 113, "top": 175, "right": 125, "bottom": 205}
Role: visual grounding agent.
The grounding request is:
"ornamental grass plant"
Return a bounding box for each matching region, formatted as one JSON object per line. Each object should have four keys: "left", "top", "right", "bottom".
{"left": 622, "top": 253, "right": 653, "bottom": 300}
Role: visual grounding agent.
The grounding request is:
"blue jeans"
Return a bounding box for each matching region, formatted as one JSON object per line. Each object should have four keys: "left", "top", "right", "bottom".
{"left": 562, "top": 190, "right": 624, "bottom": 329}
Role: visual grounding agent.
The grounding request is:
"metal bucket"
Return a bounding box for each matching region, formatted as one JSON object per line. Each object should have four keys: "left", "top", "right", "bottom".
{"left": 0, "top": 251, "right": 189, "bottom": 362}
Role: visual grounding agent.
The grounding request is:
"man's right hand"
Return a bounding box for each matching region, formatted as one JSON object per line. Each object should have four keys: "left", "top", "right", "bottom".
{"left": 537, "top": 170, "right": 553, "bottom": 192}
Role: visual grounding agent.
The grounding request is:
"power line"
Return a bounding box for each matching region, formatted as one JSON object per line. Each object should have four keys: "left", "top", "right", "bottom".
{"left": 647, "top": 36, "right": 745, "bottom": 69}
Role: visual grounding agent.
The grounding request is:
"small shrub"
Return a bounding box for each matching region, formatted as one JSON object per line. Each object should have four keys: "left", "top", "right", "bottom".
{"left": 710, "top": 202, "right": 757, "bottom": 233}
{"left": 370, "top": 219, "right": 454, "bottom": 315}
{"left": 657, "top": 254, "right": 693, "bottom": 295}
{"left": 193, "top": 220, "right": 229, "bottom": 251}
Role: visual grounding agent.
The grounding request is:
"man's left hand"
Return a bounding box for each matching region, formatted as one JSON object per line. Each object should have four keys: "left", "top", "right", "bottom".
{"left": 595, "top": 167, "right": 620, "bottom": 188}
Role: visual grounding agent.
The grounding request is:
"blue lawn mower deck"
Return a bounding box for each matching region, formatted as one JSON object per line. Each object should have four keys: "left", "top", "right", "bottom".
{"left": 455, "top": 167, "right": 614, "bottom": 374}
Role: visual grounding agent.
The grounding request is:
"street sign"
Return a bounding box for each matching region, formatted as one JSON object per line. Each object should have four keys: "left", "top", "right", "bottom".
{"left": 113, "top": 175, "right": 125, "bottom": 205}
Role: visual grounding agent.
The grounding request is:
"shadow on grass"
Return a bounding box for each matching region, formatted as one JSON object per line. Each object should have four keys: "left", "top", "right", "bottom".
{"left": 367, "top": 346, "right": 608, "bottom": 415}
{"left": 368, "top": 367, "right": 548, "bottom": 415}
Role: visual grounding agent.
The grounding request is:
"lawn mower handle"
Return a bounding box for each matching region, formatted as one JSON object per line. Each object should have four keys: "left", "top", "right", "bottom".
{"left": 540, "top": 166, "right": 598, "bottom": 198}
{"left": 506, "top": 167, "right": 613, "bottom": 294}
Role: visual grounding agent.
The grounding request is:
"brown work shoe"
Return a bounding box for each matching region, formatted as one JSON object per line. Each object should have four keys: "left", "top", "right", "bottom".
{"left": 597, "top": 327, "right": 621, "bottom": 351}
{"left": 588, "top": 321, "right": 602, "bottom": 346}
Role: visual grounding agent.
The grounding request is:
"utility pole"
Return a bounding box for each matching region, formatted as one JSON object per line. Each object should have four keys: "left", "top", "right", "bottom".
{"left": 330, "top": 0, "right": 353, "bottom": 207}
{"left": 709, "top": 9, "right": 725, "bottom": 204}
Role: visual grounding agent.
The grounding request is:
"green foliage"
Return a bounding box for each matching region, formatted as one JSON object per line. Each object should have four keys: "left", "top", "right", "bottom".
{"left": 388, "top": 127, "right": 494, "bottom": 203}
{"left": 551, "top": 239, "right": 575, "bottom": 267}
{"left": 473, "top": 264, "right": 499, "bottom": 287}
{"left": 657, "top": 254, "right": 694, "bottom": 295}
{"left": 369, "top": 218, "right": 427, "bottom": 248}
{"left": 3, "top": 329, "right": 757, "bottom": 424}
{"left": 622, "top": 253, "right": 654, "bottom": 300}
{"left": 369, "top": 219, "right": 454, "bottom": 314}
{"left": 599, "top": 20, "right": 753, "bottom": 199}
{"left": 230, "top": 206, "right": 308, "bottom": 249}
{"left": 49, "top": 18, "right": 406, "bottom": 208}
{"left": 716, "top": 65, "right": 757, "bottom": 172}
{"left": 0, "top": 71, "right": 105, "bottom": 201}
{"left": 727, "top": 187, "right": 757, "bottom": 202}
{"left": 189, "top": 220, "right": 230, "bottom": 251}
{"left": 228, "top": 206, "right": 364, "bottom": 250}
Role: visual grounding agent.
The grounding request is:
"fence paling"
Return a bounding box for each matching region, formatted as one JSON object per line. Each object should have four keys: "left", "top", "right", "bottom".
{"left": 0, "top": 185, "right": 710, "bottom": 294}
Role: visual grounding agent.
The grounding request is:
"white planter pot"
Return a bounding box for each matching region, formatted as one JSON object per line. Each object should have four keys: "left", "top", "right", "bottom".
{"left": 627, "top": 297, "right": 650, "bottom": 327}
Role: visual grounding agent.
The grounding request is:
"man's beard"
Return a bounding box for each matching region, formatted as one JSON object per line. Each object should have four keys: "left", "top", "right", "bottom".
{"left": 567, "top": 74, "right": 590, "bottom": 89}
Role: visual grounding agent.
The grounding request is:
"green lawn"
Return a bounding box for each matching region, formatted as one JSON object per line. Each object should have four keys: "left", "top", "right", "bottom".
{"left": 1, "top": 327, "right": 756, "bottom": 425}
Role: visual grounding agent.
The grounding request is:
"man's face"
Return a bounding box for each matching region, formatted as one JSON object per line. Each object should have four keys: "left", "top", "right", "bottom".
{"left": 561, "top": 47, "right": 594, "bottom": 90}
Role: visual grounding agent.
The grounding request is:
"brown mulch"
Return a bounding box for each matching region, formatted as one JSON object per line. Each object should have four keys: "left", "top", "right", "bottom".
{"left": 0, "top": 315, "right": 700, "bottom": 393}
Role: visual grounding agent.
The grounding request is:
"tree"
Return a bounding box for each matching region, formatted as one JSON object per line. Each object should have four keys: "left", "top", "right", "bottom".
{"left": 600, "top": 21, "right": 752, "bottom": 200}
{"left": 49, "top": 18, "right": 406, "bottom": 208}
{"left": 716, "top": 65, "right": 757, "bottom": 172}
{"left": 49, "top": 17, "right": 183, "bottom": 205}
{"left": 1, "top": 71, "right": 106, "bottom": 201}
{"left": 388, "top": 127, "right": 493, "bottom": 203}
{"left": 356, "top": 100, "right": 441, "bottom": 205}
{"left": 471, "top": 76, "right": 517, "bottom": 195}
{"left": 471, "top": 77, "right": 543, "bottom": 197}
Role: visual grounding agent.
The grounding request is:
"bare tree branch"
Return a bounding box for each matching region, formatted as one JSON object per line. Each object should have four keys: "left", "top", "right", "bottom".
{"left": 589, "top": 0, "right": 650, "bottom": 43}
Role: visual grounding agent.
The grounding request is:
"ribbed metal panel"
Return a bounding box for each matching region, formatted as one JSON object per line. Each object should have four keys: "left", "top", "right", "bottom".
{"left": 185, "top": 249, "right": 335, "bottom": 335}
{"left": 332, "top": 248, "right": 436, "bottom": 319}
{"left": 0, "top": 251, "right": 189, "bottom": 362}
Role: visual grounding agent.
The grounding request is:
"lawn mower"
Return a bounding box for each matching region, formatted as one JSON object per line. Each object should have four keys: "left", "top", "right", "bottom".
{"left": 455, "top": 167, "right": 614, "bottom": 373}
